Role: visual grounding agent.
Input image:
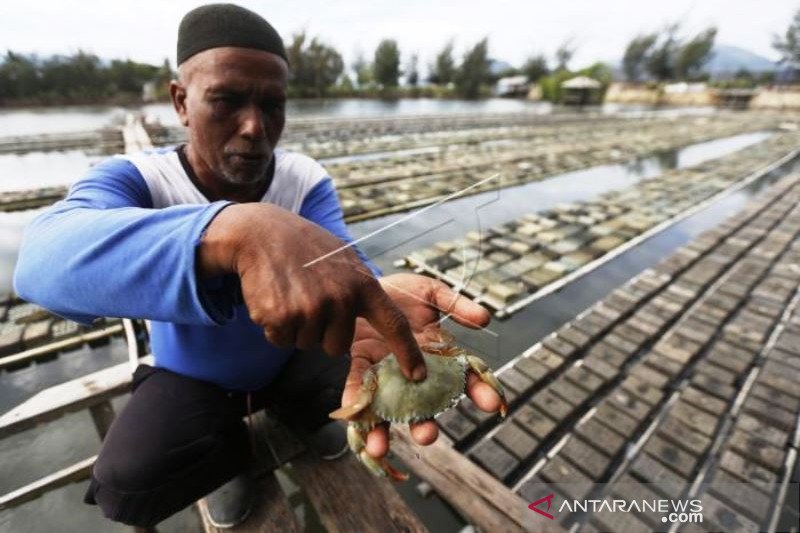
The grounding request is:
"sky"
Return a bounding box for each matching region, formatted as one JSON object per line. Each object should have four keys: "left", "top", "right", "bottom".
{"left": 1, "top": 0, "right": 797, "bottom": 73}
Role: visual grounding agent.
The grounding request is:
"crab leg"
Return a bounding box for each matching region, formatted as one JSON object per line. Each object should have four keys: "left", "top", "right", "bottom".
{"left": 328, "top": 369, "right": 409, "bottom": 480}
{"left": 466, "top": 355, "right": 509, "bottom": 417}
{"left": 347, "top": 423, "right": 409, "bottom": 481}
{"left": 329, "top": 368, "right": 378, "bottom": 420}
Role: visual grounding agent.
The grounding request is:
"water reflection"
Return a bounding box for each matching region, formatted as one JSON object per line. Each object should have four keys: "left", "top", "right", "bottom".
{"left": 0, "top": 150, "right": 93, "bottom": 193}
{"left": 142, "top": 98, "right": 558, "bottom": 127}
{"left": 0, "top": 131, "right": 771, "bottom": 297}
{"left": 465, "top": 161, "right": 796, "bottom": 366}
{"left": 351, "top": 131, "right": 772, "bottom": 271}
{"left": 0, "top": 209, "right": 41, "bottom": 295}
{"left": 141, "top": 99, "right": 715, "bottom": 128}
{"left": 0, "top": 100, "right": 718, "bottom": 140}
{"left": 654, "top": 149, "right": 679, "bottom": 169}
{"left": 0, "top": 106, "right": 126, "bottom": 136}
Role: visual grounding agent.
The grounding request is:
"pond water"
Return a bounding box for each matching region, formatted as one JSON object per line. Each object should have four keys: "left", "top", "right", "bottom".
{"left": 0, "top": 131, "right": 771, "bottom": 298}
{"left": 0, "top": 150, "right": 96, "bottom": 193}
{"left": 1, "top": 143, "right": 793, "bottom": 533}
{"left": 351, "top": 131, "right": 772, "bottom": 277}
{"left": 0, "top": 106, "right": 127, "bottom": 136}
{"left": 0, "top": 101, "right": 776, "bottom": 533}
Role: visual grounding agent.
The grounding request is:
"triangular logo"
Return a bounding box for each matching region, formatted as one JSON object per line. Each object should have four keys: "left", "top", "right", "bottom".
{"left": 528, "top": 493, "right": 555, "bottom": 520}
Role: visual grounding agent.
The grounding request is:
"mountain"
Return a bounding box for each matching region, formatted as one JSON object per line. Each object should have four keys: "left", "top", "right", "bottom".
{"left": 611, "top": 45, "right": 777, "bottom": 79}
{"left": 705, "top": 45, "right": 777, "bottom": 74}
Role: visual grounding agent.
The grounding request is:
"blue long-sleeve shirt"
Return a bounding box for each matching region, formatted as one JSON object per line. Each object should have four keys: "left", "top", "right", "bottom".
{"left": 14, "top": 146, "right": 378, "bottom": 391}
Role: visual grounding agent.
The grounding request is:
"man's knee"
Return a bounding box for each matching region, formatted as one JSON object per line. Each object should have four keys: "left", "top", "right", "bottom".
{"left": 87, "top": 427, "right": 249, "bottom": 527}
{"left": 84, "top": 366, "right": 252, "bottom": 526}
{"left": 93, "top": 432, "right": 223, "bottom": 492}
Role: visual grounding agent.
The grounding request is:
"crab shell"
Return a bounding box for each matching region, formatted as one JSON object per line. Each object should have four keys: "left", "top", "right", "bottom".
{"left": 330, "top": 338, "right": 507, "bottom": 480}
{"left": 369, "top": 351, "right": 470, "bottom": 423}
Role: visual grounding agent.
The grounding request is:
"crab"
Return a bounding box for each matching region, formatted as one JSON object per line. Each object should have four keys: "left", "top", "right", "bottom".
{"left": 329, "top": 331, "right": 508, "bottom": 480}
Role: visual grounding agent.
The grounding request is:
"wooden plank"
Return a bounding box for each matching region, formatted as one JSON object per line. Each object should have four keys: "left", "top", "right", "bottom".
{"left": 197, "top": 471, "right": 300, "bottom": 533}
{"left": 123, "top": 115, "right": 153, "bottom": 153}
{"left": 291, "top": 446, "right": 428, "bottom": 533}
{"left": 0, "top": 324, "right": 124, "bottom": 371}
{"left": 0, "top": 456, "right": 96, "bottom": 510}
{"left": 390, "top": 427, "right": 566, "bottom": 533}
{"left": 0, "top": 356, "right": 153, "bottom": 439}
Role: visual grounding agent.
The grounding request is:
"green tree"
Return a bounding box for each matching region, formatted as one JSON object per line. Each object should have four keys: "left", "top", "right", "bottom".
{"left": 40, "top": 51, "right": 110, "bottom": 101}
{"left": 286, "top": 32, "right": 309, "bottom": 86}
{"left": 107, "top": 59, "right": 160, "bottom": 94}
{"left": 645, "top": 23, "right": 679, "bottom": 81}
{"left": 352, "top": 53, "right": 372, "bottom": 87}
{"left": 555, "top": 39, "right": 576, "bottom": 71}
{"left": 521, "top": 54, "right": 548, "bottom": 82}
{"left": 623, "top": 33, "right": 658, "bottom": 81}
{"left": 153, "top": 58, "right": 174, "bottom": 99}
{"left": 674, "top": 27, "right": 717, "bottom": 80}
{"left": 406, "top": 53, "right": 419, "bottom": 86}
{"left": 0, "top": 50, "right": 172, "bottom": 105}
{"left": 455, "top": 38, "right": 489, "bottom": 98}
{"left": 373, "top": 39, "right": 401, "bottom": 88}
{"left": 286, "top": 32, "right": 344, "bottom": 97}
{"left": 429, "top": 40, "right": 455, "bottom": 84}
{"left": 774, "top": 8, "right": 800, "bottom": 66}
{"left": 0, "top": 52, "right": 39, "bottom": 100}
{"left": 306, "top": 38, "right": 344, "bottom": 97}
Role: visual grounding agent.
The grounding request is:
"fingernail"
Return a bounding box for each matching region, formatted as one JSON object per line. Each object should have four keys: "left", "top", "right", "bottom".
{"left": 412, "top": 364, "right": 427, "bottom": 381}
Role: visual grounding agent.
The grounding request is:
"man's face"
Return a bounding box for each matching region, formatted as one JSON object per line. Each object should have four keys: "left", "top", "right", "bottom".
{"left": 171, "top": 47, "right": 288, "bottom": 187}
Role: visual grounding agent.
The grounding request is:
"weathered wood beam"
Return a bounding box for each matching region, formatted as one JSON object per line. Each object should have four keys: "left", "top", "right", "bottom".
{"left": 391, "top": 427, "right": 566, "bottom": 533}
{"left": 0, "top": 324, "right": 124, "bottom": 371}
{"left": 291, "top": 450, "right": 428, "bottom": 533}
{"left": 0, "top": 456, "right": 96, "bottom": 510}
{"left": 0, "top": 356, "right": 152, "bottom": 439}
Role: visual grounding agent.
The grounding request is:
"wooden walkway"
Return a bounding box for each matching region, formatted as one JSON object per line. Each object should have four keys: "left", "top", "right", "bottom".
{"left": 426, "top": 172, "right": 800, "bottom": 532}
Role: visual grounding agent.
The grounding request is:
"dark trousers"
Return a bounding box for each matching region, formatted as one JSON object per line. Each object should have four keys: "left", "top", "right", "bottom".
{"left": 84, "top": 349, "right": 349, "bottom": 527}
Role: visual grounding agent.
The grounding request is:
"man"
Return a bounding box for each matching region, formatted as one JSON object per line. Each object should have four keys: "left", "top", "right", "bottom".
{"left": 14, "top": 3, "right": 502, "bottom": 529}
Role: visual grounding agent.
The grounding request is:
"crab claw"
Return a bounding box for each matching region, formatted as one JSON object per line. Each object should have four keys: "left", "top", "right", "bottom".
{"left": 330, "top": 369, "right": 377, "bottom": 421}
{"left": 466, "top": 355, "right": 509, "bottom": 417}
{"left": 359, "top": 451, "right": 410, "bottom": 482}
{"left": 329, "top": 386, "right": 373, "bottom": 420}
{"left": 347, "top": 423, "right": 409, "bottom": 481}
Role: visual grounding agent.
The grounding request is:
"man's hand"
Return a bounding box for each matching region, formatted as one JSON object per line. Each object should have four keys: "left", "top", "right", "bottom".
{"left": 198, "top": 203, "right": 426, "bottom": 381}
{"left": 343, "top": 272, "right": 505, "bottom": 459}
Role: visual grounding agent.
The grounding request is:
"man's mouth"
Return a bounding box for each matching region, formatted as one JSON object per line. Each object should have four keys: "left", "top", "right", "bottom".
{"left": 228, "top": 152, "right": 269, "bottom": 165}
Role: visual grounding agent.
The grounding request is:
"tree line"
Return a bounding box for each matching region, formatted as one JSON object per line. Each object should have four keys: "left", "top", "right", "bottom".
{"left": 0, "top": 51, "right": 173, "bottom": 106}
{"left": 622, "top": 10, "right": 800, "bottom": 87}
{"left": 285, "top": 32, "right": 606, "bottom": 100}
{"left": 4, "top": 10, "right": 800, "bottom": 107}
{"left": 622, "top": 23, "right": 718, "bottom": 82}
{"left": 285, "top": 32, "right": 497, "bottom": 99}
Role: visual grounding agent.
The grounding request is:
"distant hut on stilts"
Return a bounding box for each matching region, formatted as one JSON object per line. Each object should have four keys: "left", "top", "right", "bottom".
{"left": 561, "top": 75, "right": 602, "bottom": 106}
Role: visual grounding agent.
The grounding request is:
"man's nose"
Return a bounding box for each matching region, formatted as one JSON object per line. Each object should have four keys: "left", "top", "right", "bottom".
{"left": 239, "top": 104, "right": 266, "bottom": 140}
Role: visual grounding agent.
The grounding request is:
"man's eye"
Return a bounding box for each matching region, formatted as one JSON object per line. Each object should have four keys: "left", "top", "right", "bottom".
{"left": 262, "top": 101, "right": 285, "bottom": 114}
{"left": 212, "top": 96, "right": 239, "bottom": 108}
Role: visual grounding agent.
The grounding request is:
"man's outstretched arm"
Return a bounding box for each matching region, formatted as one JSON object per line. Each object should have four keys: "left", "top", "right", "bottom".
{"left": 16, "top": 156, "right": 427, "bottom": 381}
{"left": 14, "top": 156, "right": 235, "bottom": 326}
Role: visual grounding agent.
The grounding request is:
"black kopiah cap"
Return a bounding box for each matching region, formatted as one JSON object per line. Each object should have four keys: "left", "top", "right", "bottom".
{"left": 177, "top": 3, "right": 287, "bottom": 65}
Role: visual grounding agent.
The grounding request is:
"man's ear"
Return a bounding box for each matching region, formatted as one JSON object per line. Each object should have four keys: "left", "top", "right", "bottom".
{"left": 170, "top": 80, "right": 189, "bottom": 127}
